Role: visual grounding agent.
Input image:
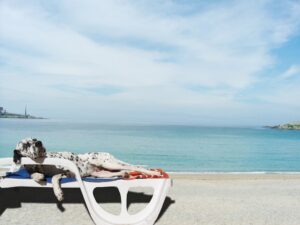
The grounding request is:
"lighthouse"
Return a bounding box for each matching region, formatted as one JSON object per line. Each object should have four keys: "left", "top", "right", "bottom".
{"left": 25, "top": 106, "right": 28, "bottom": 118}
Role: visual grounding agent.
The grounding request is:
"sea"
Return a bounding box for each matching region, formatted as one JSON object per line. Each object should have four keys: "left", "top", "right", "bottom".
{"left": 1, "top": 119, "right": 300, "bottom": 172}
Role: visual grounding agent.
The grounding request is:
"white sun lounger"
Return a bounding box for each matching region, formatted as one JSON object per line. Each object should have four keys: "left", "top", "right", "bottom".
{"left": 0, "top": 157, "right": 171, "bottom": 225}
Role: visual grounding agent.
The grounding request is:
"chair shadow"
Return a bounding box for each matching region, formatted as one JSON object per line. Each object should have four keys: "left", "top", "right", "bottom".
{"left": 0, "top": 187, "right": 175, "bottom": 223}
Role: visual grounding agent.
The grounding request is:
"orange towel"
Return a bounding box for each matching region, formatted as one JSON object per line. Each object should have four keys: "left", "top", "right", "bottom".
{"left": 127, "top": 169, "right": 169, "bottom": 179}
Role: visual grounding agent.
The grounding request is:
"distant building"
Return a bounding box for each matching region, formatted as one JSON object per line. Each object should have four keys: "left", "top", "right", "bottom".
{"left": 0, "top": 107, "right": 4, "bottom": 115}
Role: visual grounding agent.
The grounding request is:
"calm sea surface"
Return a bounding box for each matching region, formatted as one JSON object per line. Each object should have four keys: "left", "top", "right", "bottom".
{"left": 0, "top": 119, "right": 300, "bottom": 172}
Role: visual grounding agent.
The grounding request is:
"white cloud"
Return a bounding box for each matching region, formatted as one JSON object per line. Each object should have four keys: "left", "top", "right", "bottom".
{"left": 280, "top": 65, "right": 300, "bottom": 79}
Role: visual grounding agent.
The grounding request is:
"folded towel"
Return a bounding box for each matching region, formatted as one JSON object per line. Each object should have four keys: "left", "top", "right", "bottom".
{"left": 127, "top": 169, "right": 169, "bottom": 179}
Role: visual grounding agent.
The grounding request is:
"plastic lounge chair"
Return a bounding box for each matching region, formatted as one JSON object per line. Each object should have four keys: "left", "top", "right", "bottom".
{"left": 0, "top": 157, "right": 171, "bottom": 225}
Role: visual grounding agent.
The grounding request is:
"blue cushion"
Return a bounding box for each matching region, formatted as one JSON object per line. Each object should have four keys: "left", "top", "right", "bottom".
{"left": 6, "top": 168, "right": 31, "bottom": 178}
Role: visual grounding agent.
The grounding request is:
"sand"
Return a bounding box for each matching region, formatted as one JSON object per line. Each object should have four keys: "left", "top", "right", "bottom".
{"left": 1, "top": 173, "right": 300, "bottom": 225}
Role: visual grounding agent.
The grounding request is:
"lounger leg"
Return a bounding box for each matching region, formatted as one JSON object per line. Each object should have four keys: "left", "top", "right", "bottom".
{"left": 83, "top": 179, "right": 171, "bottom": 225}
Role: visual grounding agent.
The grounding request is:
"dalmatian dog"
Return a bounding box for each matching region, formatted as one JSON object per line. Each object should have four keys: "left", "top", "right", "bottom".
{"left": 13, "top": 138, "right": 161, "bottom": 201}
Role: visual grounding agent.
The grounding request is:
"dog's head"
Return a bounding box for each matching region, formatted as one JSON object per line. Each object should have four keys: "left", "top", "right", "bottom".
{"left": 13, "top": 138, "right": 46, "bottom": 164}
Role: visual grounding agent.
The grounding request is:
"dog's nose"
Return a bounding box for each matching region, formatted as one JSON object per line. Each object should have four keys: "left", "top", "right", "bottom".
{"left": 13, "top": 149, "right": 22, "bottom": 164}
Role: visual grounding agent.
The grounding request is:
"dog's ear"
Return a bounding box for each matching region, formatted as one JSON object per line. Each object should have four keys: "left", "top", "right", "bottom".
{"left": 35, "top": 140, "right": 42, "bottom": 147}
{"left": 13, "top": 149, "right": 22, "bottom": 164}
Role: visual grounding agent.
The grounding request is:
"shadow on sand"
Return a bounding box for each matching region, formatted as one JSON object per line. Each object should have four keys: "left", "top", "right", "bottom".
{"left": 0, "top": 187, "right": 175, "bottom": 223}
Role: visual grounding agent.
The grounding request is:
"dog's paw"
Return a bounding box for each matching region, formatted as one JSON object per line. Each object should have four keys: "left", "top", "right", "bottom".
{"left": 31, "top": 172, "right": 45, "bottom": 182}
{"left": 123, "top": 171, "right": 130, "bottom": 178}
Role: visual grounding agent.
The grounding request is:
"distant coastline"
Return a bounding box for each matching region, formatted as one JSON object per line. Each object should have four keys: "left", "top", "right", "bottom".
{"left": 266, "top": 122, "right": 300, "bottom": 130}
{"left": 0, "top": 113, "right": 46, "bottom": 119}
{"left": 0, "top": 106, "right": 46, "bottom": 119}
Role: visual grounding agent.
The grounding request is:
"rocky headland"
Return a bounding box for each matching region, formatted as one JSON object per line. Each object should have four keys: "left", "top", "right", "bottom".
{"left": 267, "top": 122, "right": 300, "bottom": 130}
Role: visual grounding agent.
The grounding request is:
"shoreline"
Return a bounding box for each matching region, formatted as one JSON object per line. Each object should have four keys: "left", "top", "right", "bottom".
{"left": 169, "top": 171, "right": 300, "bottom": 174}
{"left": 169, "top": 172, "right": 300, "bottom": 180}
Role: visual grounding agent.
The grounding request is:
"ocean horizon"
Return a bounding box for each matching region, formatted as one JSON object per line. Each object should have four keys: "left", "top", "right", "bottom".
{"left": 1, "top": 119, "right": 300, "bottom": 172}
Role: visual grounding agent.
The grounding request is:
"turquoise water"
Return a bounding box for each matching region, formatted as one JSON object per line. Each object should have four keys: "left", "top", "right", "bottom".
{"left": 0, "top": 119, "right": 300, "bottom": 172}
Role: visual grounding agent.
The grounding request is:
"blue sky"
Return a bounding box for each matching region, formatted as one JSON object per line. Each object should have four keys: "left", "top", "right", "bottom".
{"left": 0, "top": 0, "right": 300, "bottom": 126}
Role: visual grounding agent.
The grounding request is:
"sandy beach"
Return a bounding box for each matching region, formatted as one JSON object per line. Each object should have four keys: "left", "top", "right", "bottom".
{"left": 1, "top": 173, "right": 300, "bottom": 225}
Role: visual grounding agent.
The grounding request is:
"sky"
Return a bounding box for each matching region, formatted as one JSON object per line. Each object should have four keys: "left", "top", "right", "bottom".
{"left": 0, "top": 0, "right": 300, "bottom": 126}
